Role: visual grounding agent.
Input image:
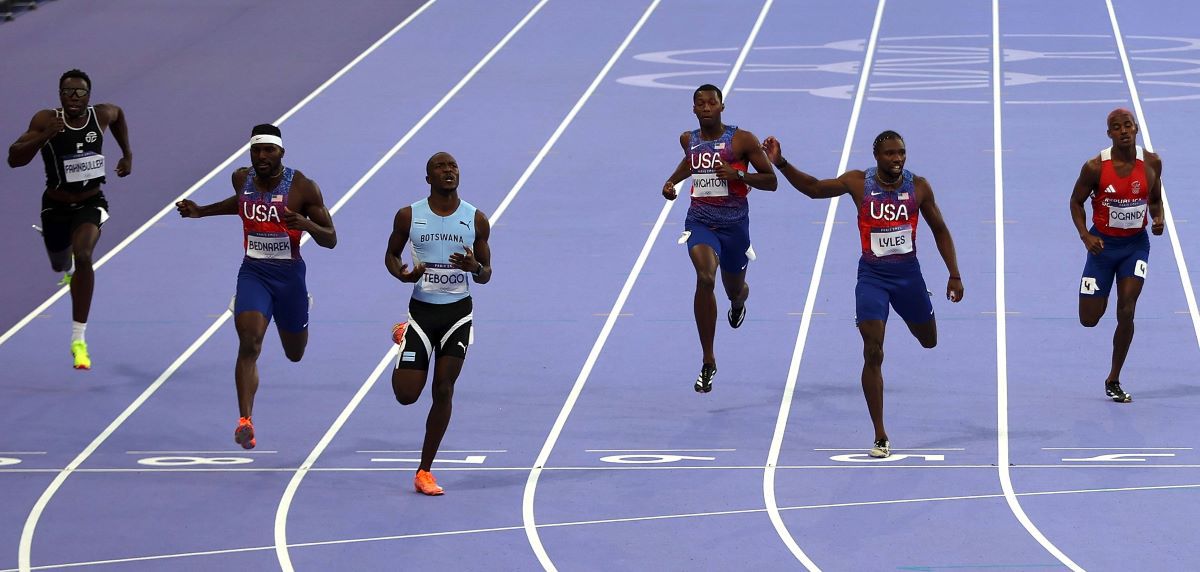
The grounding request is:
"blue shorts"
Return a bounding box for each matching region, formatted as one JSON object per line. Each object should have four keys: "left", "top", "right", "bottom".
{"left": 855, "top": 257, "right": 933, "bottom": 325}
{"left": 1080, "top": 227, "right": 1149, "bottom": 298}
{"left": 684, "top": 216, "right": 751, "bottom": 274}
{"left": 235, "top": 258, "right": 309, "bottom": 332}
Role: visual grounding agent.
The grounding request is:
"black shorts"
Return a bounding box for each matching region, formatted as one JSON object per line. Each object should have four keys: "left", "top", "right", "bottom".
{"left": 395, "top": 297, "right": 473, "bottom": 371}
{"left": 40, "top": 190, "right": 109, "bottom": 252}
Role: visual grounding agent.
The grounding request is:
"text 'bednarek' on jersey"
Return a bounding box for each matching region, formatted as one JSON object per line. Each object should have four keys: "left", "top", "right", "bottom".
{"left": 239, "top": 167, "right": 302, "bottom": 261}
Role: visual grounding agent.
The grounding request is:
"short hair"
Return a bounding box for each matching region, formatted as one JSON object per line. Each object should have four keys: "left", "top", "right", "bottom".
{"left": 251, "top": 123, "right": 282, "bottom": 137}
{"left": 693, "top": 83, "right": 723, "bottom": 102}
{"left": 59, "top": 69, "right": 91, "bottom": 90}
{"left": 1107, "top": 107, "right": 1135, "bottom": 125}
{"left": 872, "top": 130, "right": 904, "bottom": 152}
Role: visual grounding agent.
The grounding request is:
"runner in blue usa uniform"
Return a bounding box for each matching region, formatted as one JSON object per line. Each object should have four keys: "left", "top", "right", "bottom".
{"left": 386, "top": 151, "right": 493, "bottom": 496}
{"left": 662, "top": 84, "right": 777, "bottom": 393}
{"left": 764, "top": 131, "right": 963, "bottom": 458}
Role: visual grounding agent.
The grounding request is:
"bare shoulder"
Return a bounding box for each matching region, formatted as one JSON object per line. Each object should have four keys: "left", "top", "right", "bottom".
{"left": 678, "top": 131, "right": 690, "bottom": 147}
{"left": 1144, "top": 149, "right": 1163, "bottom": 171}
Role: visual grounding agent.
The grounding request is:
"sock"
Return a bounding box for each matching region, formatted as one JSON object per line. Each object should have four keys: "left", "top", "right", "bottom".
{"left": 72, "top": 321, "right": 86, "bottom": 343}
{"left": 67, "top": 256, "right": 75, "bottom": 275}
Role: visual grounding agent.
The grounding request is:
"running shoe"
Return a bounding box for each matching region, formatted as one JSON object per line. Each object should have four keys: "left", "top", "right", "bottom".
{"left": 58, "top": 272, "right": 72, "bottom": 286}
{"left": 391, "top": 322, "right": 408, "bottom": 345}
{"left": 1105, "top": 380, "right": 1132, "bottom": 403}
{"left": 868, "top": 438, "right": 891, "bottom": 458}
{"left": 414, "top": 469, "right": 444, "bottom": 496}
{"left": 694, "top": 363, "right": 717, "bottom": 393}
{"left": 728, "top": 304, "right": 747, "bottom": 329}
{"left": 70, "top": 340, "right": 90, "bottom": 370}
{"left": 234, "top": 417, "right": 256, "bottom": 449}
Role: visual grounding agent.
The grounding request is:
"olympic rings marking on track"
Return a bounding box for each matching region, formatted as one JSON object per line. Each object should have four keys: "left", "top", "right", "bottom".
{"left": 616, "top": 35, "right": 1200, "bottom": 104}
{"left": 598, "top": 454, "right": 717, "bottom": 464}
{"left": 136, "top": 456, "right": 254, "bottom": 467}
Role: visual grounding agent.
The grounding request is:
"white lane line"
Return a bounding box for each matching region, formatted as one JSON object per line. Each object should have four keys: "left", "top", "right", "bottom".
{"left": 1105, "top": 0, "right": 1200, "bottom": 345}
{"left": 992, "top": 2, "right": 1081, "bottom": 570}
{"left": 11, "top": 480, "right": 1197, "bottom": 572}
{"left": 521, "top": 2, "right": 774, "bottom": 570}
{"left": 584, "top": 448, "right": 736, "bottom": 452}
{"left": 763, "top": 1, "right": 885, "bottom": 570}
{"left": 355, "top": 450, "right": 507, "bottom": 453}
{"left": 18, "top": 2, "right": 467, "bottom": 569}
{"left": 273, "top": 2, "right": 669, "bottom": 570}
{"left": 271, "top": 1, "right": 557, "bottom": 570}
{"left": 123, "top": 450, "right": 278, "bottom": 454}
{"left": 1042, "top": 447, "right": 1192, "bottom": 451}
{"left": 0, "top": 0, "right": 440, "bottom": 349}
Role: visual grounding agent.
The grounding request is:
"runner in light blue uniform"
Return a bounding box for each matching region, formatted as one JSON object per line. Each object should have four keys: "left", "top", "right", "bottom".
{"left": 386, "top": 151, "right": 493, "bottom": 496}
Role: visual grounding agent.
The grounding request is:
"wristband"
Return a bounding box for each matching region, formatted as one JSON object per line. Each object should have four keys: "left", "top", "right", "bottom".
{"left": 775, "top": 157, "right": 788, "bottom": 169}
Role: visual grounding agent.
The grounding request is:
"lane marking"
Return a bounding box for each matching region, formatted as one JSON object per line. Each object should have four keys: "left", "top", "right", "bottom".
{"left": 9, "top": 481, "right": 1197, "bottom": 572}
{"left": 1105, "top": 0, "right": 1200, "bottom": 347}
{"left": 992, "top": 2, "right": 1080, "bottom": 569}
{"left": 271, "top": 2, "right": 559, "bottom": 569}
{"left": 0, "top": 0, "right": 440, "bottom": 349}
{"left": 520, "top": 3, "right": 779, "bottom": 571}
{"left": 764, "top": 3, "right": 884, "bottom": 571}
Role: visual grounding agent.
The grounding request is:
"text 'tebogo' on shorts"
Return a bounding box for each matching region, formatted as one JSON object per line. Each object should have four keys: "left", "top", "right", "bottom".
{"left": 234, "top": 258, "right": 309, "bottom": 332}
{"left": 855, "top": 257, "right": 934, "bottom": 325}
{"left": 395, "top": 296, "right": 473, "bottom": 371}
{"left": 1079, "top": 227, "right": 1150, "bottom": 298}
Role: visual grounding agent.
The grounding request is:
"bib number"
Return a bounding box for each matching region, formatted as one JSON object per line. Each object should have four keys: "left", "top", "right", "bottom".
{"left": 871, "top": 228, "right": 913, "bottom": 257}
{"left": 62, "top": 152, "right": 105, "bottom": 183}
{"left": 421, "top": 266, "right": 468, "bottom": 295}
{"left": 1108, "top": 203, "right": 1146, "bottom": 229}
{"left": 246, "top": 234, "right": 292, "bottom": 260}
{"left": 690, "top": 173, "right": 729, "bottom": 198}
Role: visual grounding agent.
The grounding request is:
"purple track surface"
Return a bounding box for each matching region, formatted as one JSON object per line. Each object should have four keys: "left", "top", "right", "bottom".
{"left": 2, "top": 1, "right": 1199, "bottom": 570}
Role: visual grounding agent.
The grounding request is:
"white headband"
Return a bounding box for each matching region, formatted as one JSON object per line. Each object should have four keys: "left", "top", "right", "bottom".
{"left": 249, "top": 134, "right": 283, "bottom": 148}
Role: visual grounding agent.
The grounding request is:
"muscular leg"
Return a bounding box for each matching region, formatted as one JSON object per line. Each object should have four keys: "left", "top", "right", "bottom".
{"left": 1106, "top": 277, "right": 1144, "bottom": 383}
{"left": 689, "top": 245, "right": 719, "bottom": 366}
{"left": 858, "top": 319, "right": 888, "bottom": 441}
{"left": 721, "top": 268, "right": 749, "bottom": 312}
{"left": 277, "top": 327, "right": 308, "bottom": 363}
{"left": 905, "top": 318, "right": 937, "bottom": 349}
{"left": 68, "top": 223, "right": 101, "bottom": 323}
{"left": 419, "top": 356, "right": 464, "bottom": 472}
{"left": 47, "top": 247, "right": 72, "bottom": 273}
{"left": 234, "top": 311, "right": 270, "bottom": 418}
{"left": 1079, "top": 295, "right": 1108, "bottom": 328}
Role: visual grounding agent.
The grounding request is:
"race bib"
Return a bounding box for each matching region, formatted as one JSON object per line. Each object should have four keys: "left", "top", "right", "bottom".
{"left": 1108, "top": 203, "right": 1147, "bottom": 229}
{"left": 420, "top": 265, "right": 469, "bottom": 295}
{"left": 870, "top": 228, "right": 913, "bottom": 257}
{"left": 246, "top": 234, "right": 292, "bottom": 260}
{"left": 690, "top": 173, "right": 729, "bottom": 198}
{"left": 62, "top": 152, "right": 105, "bottom": 183}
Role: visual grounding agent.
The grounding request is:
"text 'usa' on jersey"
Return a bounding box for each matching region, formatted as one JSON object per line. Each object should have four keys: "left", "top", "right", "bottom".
{"left": 239, "top": 167, "right": 302, "bottom": 261}
{"left": 409, "top": 198, "right": 477, "bottom": 305}
{"left": 1092, "top": 146, "right": 1149, "bottom": 238}
{"left": 41, "top": 107, "right": 106, "bottom": 193}
{"left": 687, "top": 125, "right": 748, "bottom": 226}
{"left": 859, "top": 167, "right": 920, "bottom": 264}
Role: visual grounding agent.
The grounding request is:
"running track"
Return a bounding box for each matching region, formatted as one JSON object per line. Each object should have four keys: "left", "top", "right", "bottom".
{"left": 1, "top": 1, "right": 1197, "bottom": 570}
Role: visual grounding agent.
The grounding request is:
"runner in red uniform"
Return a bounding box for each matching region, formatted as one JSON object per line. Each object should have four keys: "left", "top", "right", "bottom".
{"left": 1070, "top": 108, "right": 1164, "bottom": 403}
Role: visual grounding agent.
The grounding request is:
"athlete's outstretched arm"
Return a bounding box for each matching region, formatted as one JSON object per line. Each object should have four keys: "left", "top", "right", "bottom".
{"left": 1069, "top": 159, "right": 1104, "bottom": 255}
{"left": 385, "top": 206, "right": 423, "bottom": 283}
{"left": 175, "top": 169, "right": 244, "bottom": 218}
{"left": 663, "top": 131, "right": 692, "bottom": 200}
{"left": 7, "top": 110, "right": 62, "bottom": 168}
{"left": 287, "top": 175, "right": 336, "bottom": 249}
{"left": 716, "top": 129, "right": 775, "bottom": 191}
{"left": 96, "top": 103, "right": 132, "bottom": 177}
{"left": 916, "top": 178, "right": 963, "bottom": 302}
{"left": 1146, "top": 152, "right": 1164, "bottom": 236}
{"left": 450, "top": 209, "right": 491, "bottom": 285}
{"left": 761, "top": 136, "right": 854, "bottom": 199}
